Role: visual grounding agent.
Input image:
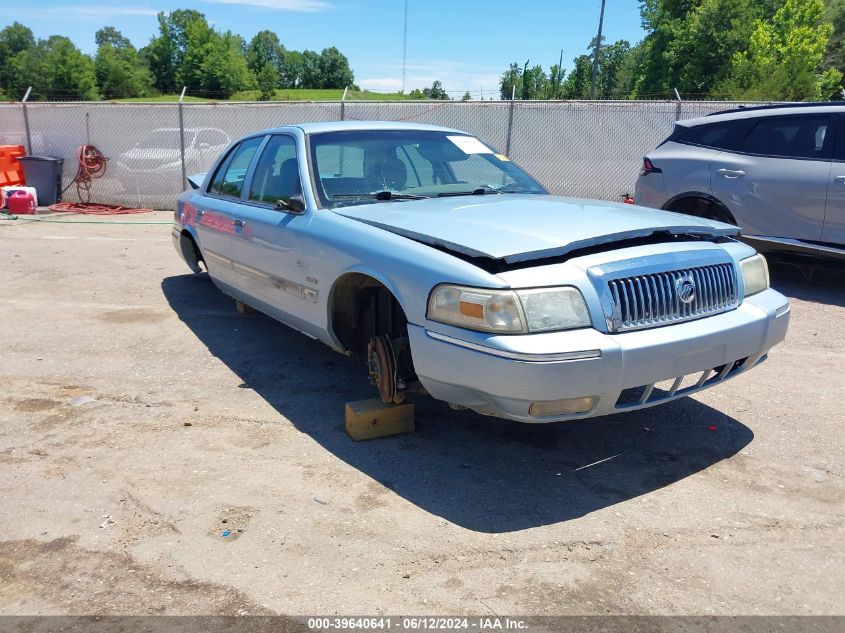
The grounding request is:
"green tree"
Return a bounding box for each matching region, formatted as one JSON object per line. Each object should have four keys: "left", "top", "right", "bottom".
{"left": 0, "top": 22, "right": 36, "bottom": 96}
{"left": 422, "top": 80, "right": 449, "bottom": 99}
{"left": 635, "top": 0, "right": 784, "bottom": 98}
{"left": 94, "top": 27, "right": 151, "bottom": 99}
{"left": 611, "top": 42, "right": 645, "bottom": 98}
{"left": 823, "top": 0, "right": 845, "bottom": 92}
{"left": 560, "top": 55, "right": 593, "bottom": 99}
{"left": 280, "top": 50, "right": 304, "bottom": 87}
{"left": 299, "top": 49, "right": 322, "bottom": 88}
{"left": 595, "top": 39, "right": 631, "bottom": 98}
{"left": 246, "top": 30, "right": 285, "bottom": 78}
{"left": 547, "top": 63, "right": 565, "bottom": 99}
{"left": 520, "top": 62, "right": 548, "bottom": 99}
{"left": 141, "top": 9, "right": 208, "bottom": 93}
{"left": 461, "top": 91, "right": 472, "bottom": 101}
{"left": 721, "top": 0, "right": 841, "bottom": 100}
{"left": 499, "top": 62, "right": 522, "bottom": 99}
{"left": 317, "top": 46, "right": 354, "bottom": 88}
{"left": 18, "top": 36, "right": 98, "bottom": 100}
{"left": 257, "top": 63, "right": 279, "bottom": 100}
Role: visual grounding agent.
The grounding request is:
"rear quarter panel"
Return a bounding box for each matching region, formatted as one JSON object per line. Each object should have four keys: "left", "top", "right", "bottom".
{"left": 648, "top": 141, "right": 722, "bottom": 202}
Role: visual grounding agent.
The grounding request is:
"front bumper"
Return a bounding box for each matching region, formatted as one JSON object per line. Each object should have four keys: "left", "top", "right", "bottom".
{"left": 409, "top": 288, "right": 790, "bottom": 422}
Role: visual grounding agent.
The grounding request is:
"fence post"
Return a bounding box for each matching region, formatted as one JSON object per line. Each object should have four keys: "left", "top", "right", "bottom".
{"left": 22, "top": 86, "right": 32, "bottom": 154}
{"left": 341, "top": 85, "right": 348, "bottom": 121}
{"left": 178, "top": 86, "right": 187, "bottom": 189}
{"left": 505, "top": 87, "right": 516, "bottom": 157}
{"left": 674, "top": 87, "right": 682, "bottom": 121}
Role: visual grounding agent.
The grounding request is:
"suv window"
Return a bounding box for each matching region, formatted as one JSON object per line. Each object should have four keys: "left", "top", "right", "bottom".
{"left": 743, "top": 116, "right": 831, "bottom": 160}
{"left": 681, "top": 124, "right": 736, "bottom": 150}
{"left": 208, "top": 136, "right": 263, "bottom": 198}
{"left": 249, "top": 135, "right": 301, "bottom": 204}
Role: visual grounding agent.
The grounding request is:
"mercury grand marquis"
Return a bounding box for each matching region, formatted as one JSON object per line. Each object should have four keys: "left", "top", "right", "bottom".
{"left": 172, "top": 121, "right": 790, "bottom": 423}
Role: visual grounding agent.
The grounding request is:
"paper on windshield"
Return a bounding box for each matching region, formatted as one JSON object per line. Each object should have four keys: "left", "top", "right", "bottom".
{"left": 447, "top": 135, "right": 493, "bottom": 154}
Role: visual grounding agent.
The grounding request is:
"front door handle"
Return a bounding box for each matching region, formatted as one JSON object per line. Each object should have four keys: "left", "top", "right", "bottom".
{"left": 196, "top": 209, "right": 205, "bottom": 218}
{"left": 716, "top": 168, "right": 746, "bottom": 178}
{"left": 232, "top": 218, "right": 246, "bottom": 228}
{"left": 834, "top": 176, "right": 845, "bottom": 184}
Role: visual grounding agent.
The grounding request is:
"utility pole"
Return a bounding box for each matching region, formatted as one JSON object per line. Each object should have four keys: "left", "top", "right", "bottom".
{"left": 589, "top": 0, "right": 607, "bottom": 100}
{"left": 401, "top": 0, "right": 408, "bottom": 93}
{"left": 556, "top": 48, "right": 563, "bottom": 99}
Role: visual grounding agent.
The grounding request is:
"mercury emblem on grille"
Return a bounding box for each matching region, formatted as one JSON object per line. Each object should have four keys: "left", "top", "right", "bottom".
{"left": 676, "top": 273, "right": 697, "bottom": 304}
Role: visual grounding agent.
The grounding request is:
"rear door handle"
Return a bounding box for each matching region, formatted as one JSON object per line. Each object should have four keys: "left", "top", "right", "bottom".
{"left": 232, "top": 218, "right": 246, "bottom": 228}
{"left": 716, "top": 168, "right": 745, "bottom": 178}
{"left": 834, "top": 176, "right": 845, "bottom": 184}
{"left": 196, "top": 209, "right": 205, "bottom": 218}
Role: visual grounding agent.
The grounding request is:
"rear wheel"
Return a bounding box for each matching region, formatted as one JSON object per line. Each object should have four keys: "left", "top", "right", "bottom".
{"left": 179, "top": 231, "right": 205, "bottom": 273}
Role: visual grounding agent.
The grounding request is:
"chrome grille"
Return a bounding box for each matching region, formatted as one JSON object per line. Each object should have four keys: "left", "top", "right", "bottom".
{"left": 607, "top": 263, "right": 738, "bottom": 332}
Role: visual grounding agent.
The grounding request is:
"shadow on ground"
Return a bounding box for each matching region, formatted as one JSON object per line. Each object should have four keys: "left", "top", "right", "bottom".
{"left": 163, "top": 273, "right": 754, "bottom": 533}
{"left": 768, "top": 255, "right": 845, "bottom": 308}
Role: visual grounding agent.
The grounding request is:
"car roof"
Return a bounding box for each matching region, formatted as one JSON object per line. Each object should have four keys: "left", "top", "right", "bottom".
{"left": 678, "top": 103, "right": 845, "bottom": 128}
{"left": 248, "top": 120, "right": 466, "bottom": 136}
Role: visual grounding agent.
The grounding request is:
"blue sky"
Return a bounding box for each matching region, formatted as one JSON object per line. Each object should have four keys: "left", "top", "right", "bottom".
{"left": 10, "top": 0, "right": 645, "bottom": 97}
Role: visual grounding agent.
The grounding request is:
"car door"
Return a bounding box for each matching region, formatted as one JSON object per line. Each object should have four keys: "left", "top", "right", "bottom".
{"left": 193, "top": 136, "right": 264, "bottom": 286}
{"left": 822, "top": 114, "right": 845, "bottom": 248}
{"left": 710, "top": 114, "right": 832, "bottom": 243}
{"left": 227, "top": 134, "right": 321, "bottom": 332}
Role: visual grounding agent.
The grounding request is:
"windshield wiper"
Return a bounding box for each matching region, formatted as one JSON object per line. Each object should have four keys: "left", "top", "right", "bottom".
{"left": 331, "top": 190, "right": 427, "bottom": 201}
{"left": 436, "top": 187, "right": 507, "bottom": 197}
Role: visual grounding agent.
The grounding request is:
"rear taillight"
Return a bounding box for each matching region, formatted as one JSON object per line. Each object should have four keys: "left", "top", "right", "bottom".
{"left": 641, "top": 157, "right": 657, "bottom": 174}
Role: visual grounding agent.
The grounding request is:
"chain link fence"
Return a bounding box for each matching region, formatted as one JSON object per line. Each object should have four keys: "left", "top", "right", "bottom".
{"left": 0, "top": 99, "right": 761, "bottom": 209}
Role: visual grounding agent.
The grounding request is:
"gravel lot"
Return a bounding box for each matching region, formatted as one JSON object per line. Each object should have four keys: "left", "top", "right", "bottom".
{"left": 0, "top": 211, "right": 843, "bottom": 616}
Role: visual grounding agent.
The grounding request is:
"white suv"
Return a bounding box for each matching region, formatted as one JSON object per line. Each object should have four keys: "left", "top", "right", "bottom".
{"left": 634, "top": 104, "right": 845, "bottom": 261}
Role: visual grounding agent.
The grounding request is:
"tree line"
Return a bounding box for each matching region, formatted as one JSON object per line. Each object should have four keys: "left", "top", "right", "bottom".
{"left": 0, "top": 9, "right": 355, "bottom": 101}
{"left": 499, "top": 0, "right": 845, "bottom": 101}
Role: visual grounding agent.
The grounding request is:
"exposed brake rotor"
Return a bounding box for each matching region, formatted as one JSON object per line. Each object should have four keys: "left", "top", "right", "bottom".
{"left": 368, "top": 335, "right": 399, "bottom": 404}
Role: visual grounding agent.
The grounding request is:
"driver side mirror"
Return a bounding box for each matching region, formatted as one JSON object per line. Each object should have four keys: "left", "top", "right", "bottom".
{"left": 276, "top": 193, "right": 306, "bottom": 215}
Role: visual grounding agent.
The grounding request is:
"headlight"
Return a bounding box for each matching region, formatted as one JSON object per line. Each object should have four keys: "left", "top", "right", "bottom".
{"left": 516, "top": 287, "right": 591, "bottom": 332}
{"left": 427, "top": 285, "right": 590, "bottom": 333}
{"left": 740, "top": 254, "right": 769, "bottom": 297}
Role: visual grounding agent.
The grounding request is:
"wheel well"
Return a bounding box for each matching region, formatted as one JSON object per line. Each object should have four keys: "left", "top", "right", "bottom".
{"left": 179, "top": 230, "right": 204, "bottom": 273}
{"left": 329, "top": 273, "right": 409, "bottom": 358}
{"left": 663, "top": 195, "right": 737, "bottom": 225}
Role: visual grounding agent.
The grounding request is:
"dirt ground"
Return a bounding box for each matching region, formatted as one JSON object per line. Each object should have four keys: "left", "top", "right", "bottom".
{"left": 0, "top": 211, "right": 843, "bottom": 617}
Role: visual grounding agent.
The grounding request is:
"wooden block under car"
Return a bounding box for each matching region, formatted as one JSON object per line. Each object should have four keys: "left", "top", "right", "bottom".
{"left": 235, "top": 300, "right": 257, "bottom": 315}
{"left": 345, "top": 398, "right": 415, "bottom": 441}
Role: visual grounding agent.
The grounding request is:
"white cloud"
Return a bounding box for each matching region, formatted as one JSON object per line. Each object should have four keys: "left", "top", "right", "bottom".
{"left": 6, "top": 4, "right": 159, "bottom": 20}
{"left": 28, "top": 5, "right": 159, "bottom": 17}
{"left": 205, "top": 0, "right": 332, "bottom": 11}
{"left": 357, "top": 60, "right": 503, "bottom": 99}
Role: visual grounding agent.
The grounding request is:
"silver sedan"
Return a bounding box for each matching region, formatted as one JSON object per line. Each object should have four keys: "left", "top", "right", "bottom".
{"left": 173, "top": 121, "right": 790, "bottom": 423}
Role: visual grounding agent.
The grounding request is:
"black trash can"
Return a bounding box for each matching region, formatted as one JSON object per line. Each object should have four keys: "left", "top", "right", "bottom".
{"left": 18, "top": 156, "right": 64, "bottom": 206}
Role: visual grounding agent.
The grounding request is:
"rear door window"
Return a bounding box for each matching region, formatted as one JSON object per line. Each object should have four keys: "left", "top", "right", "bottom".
{"left": 208, "top": 136, "right": 263, "bottom": 198}
{"left": 682, "top": 124, "right": 732, "bottom": 149}
{"left": 678, "top": 121, "right": 749, "bottom": 151}
{"left": 743, "top": 116, "right": 832, "bottom": 160}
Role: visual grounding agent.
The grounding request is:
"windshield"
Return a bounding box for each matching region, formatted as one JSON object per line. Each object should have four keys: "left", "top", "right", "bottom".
{"left": 135, "top": 130, "right": 185, "bottom": 150}
{"left": 308, "top": 129, "right": 546, "bottom": 207}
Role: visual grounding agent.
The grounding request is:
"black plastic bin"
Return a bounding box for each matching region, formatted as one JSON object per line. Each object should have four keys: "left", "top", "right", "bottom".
{"left": 18, "top": 156, "right": 64, "bottom": 206}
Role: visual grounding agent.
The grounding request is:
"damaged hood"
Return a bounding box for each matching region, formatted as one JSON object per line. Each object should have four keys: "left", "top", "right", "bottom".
{"left": 333, "top": 194, "right": 739, "bottom": 263}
